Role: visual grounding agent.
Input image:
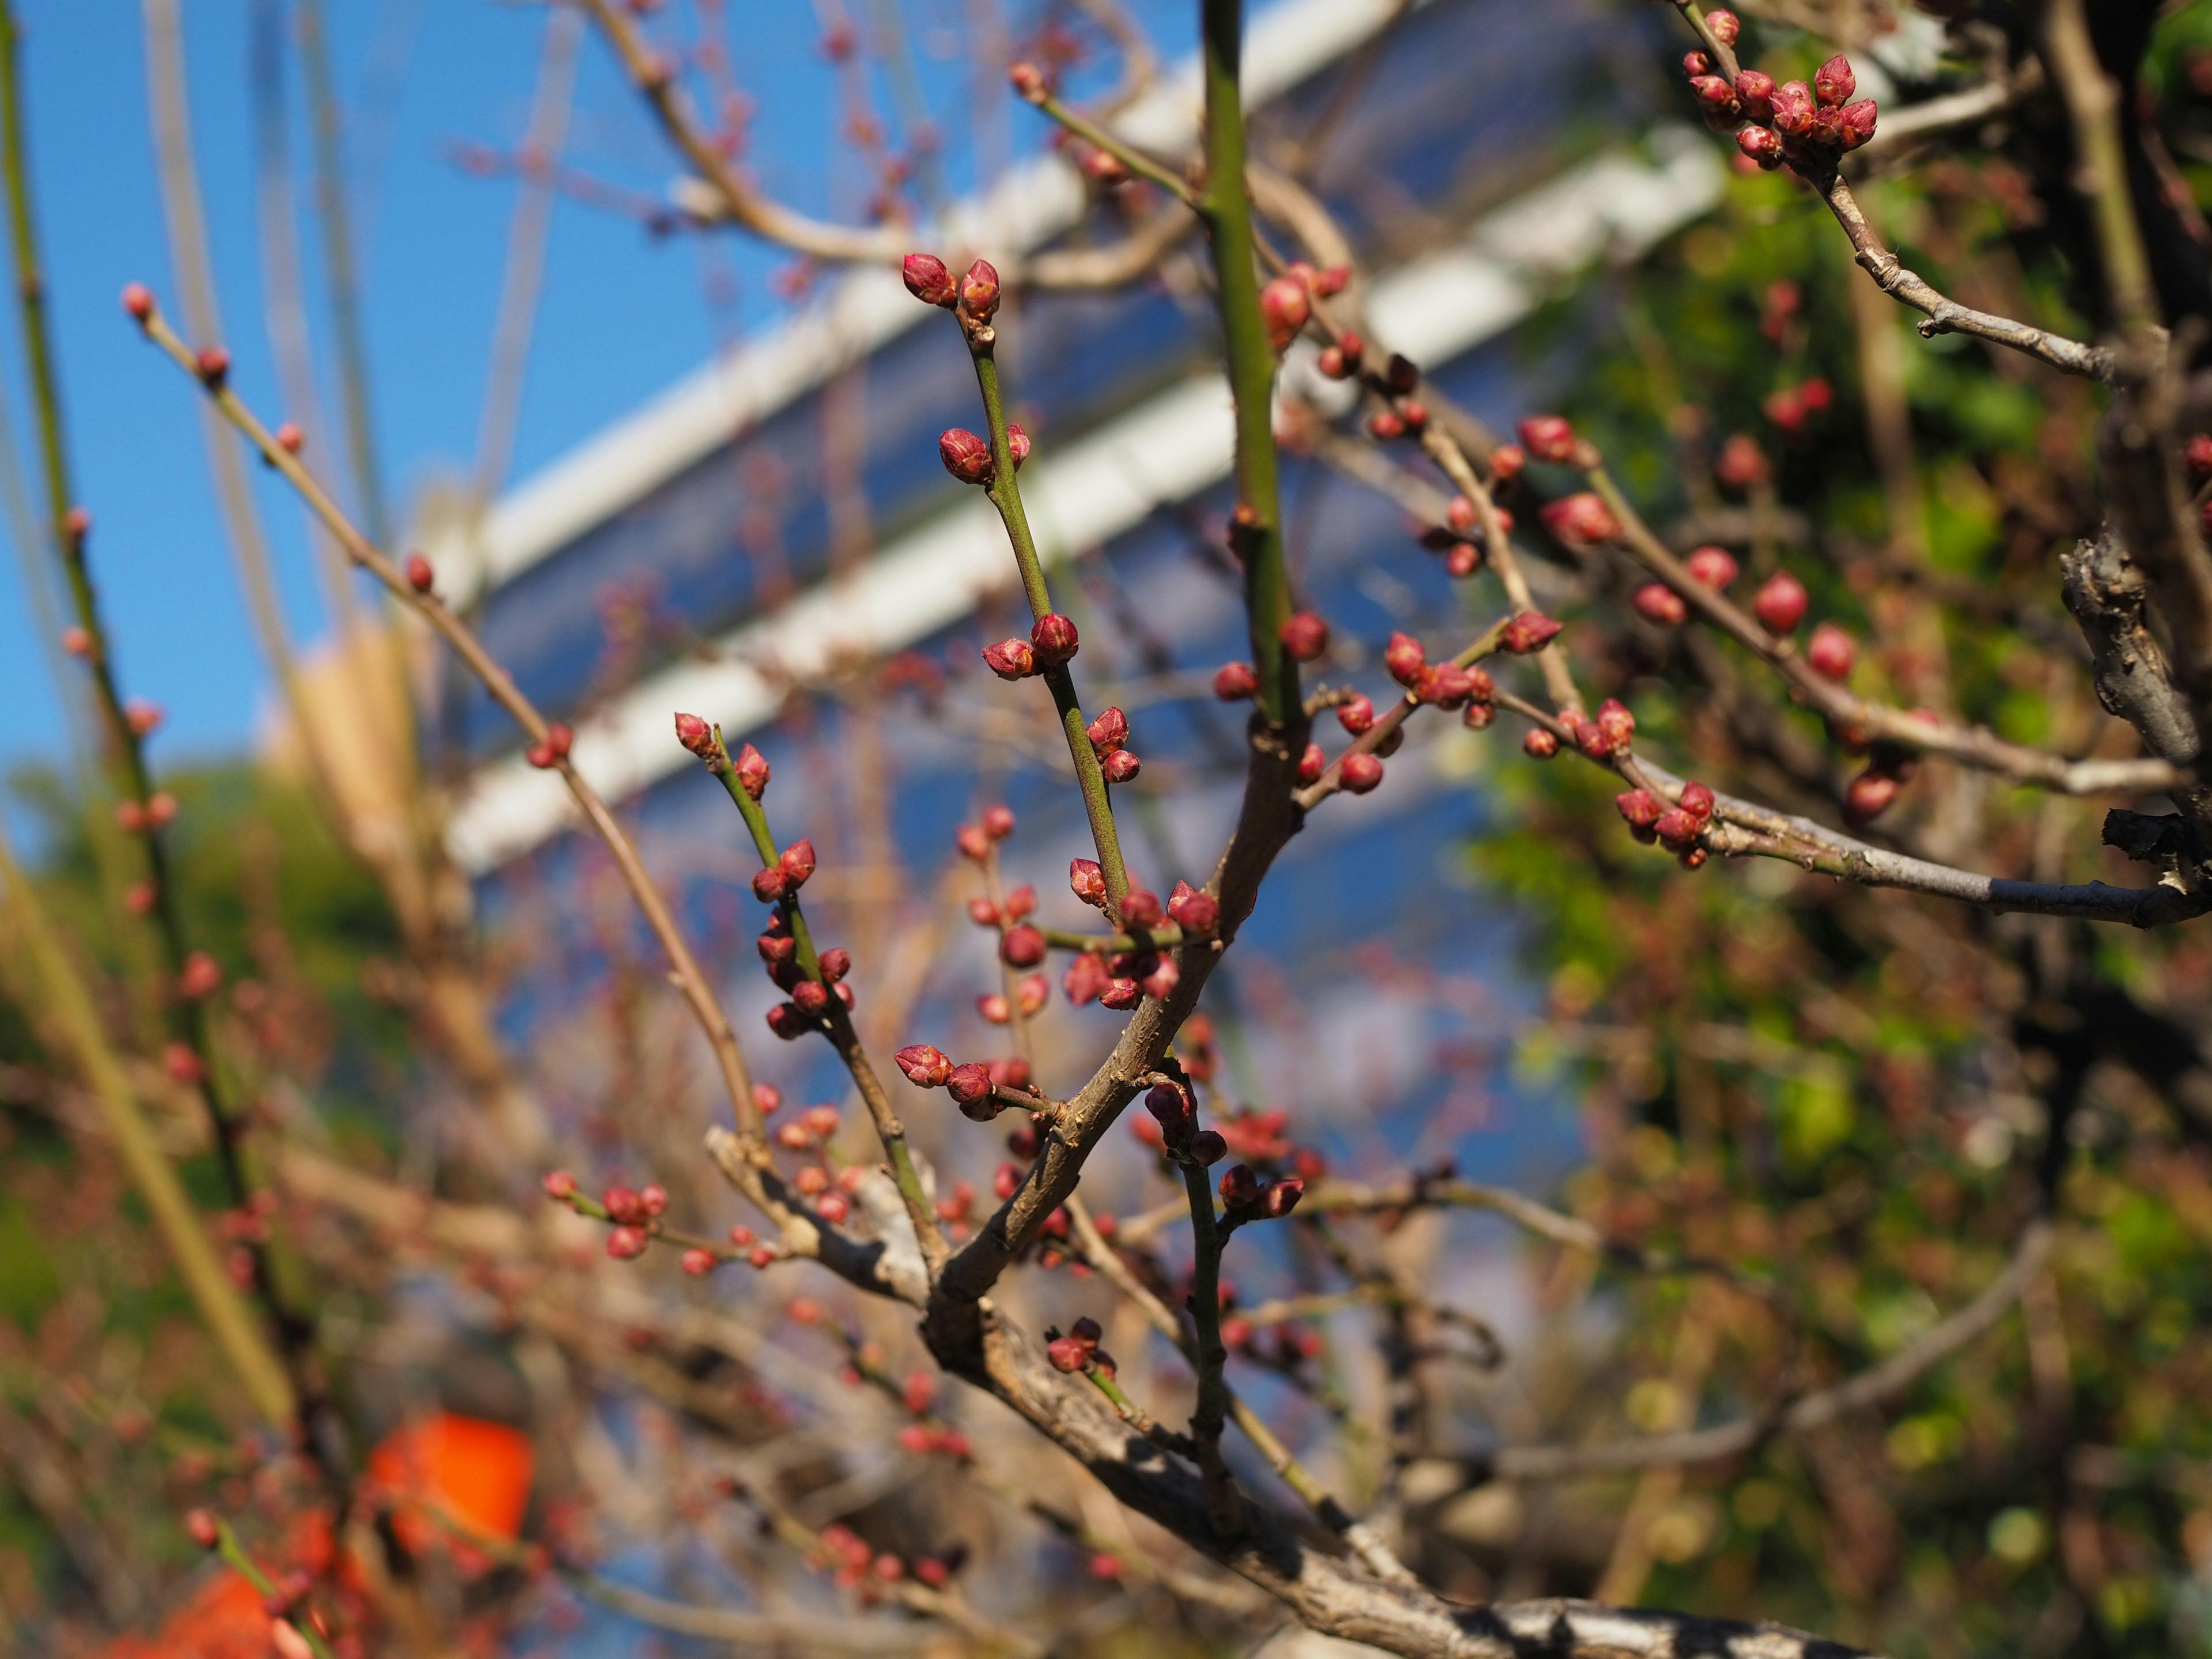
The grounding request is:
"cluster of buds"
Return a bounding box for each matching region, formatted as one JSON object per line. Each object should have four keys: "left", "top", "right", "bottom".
{"left": 1222, "top": 1313, "right": 1327, "bottom": 1369}
{"left": 115, "top": 790, "right": 180, "bottom": 834}
{"left": 1744, "top": 569, "right": 1856, "bottom": 680}
{"left": 543, "top": 1170, "right": 675, "bottom": 1260}
{"left": 1614, "top": 779, "right": 1717, "bottom": 868}
{"left": 1692, "top": 46, "right": 1877, "bottom": 172}
{"left": 1560, "top": 697, "right": 1636, "bottom": 760}
{"left": 1046, "top": 1315, "right": 1115, "bottom": 1374}
{"left": 902, "top": 252, "right": 1003, "bottom": 336}
{"left": 1384, "top": 630, "right": 1498, "bottom": 724}
{"left": 1217, "top": 1161, "right": 1304, "bottom": 1221}
{"left": 524, "top": 721, "right": 573, "bottom": 771}
{"left": 1516, "top": 414, "right": 1600, "bottom": 469}
{"left": 813, "top": 1521, "right": 953, "bottom": 1599}
{"left": 894, "top": 1043, "right": 1025, "bottom": 1122}
{"left": 751, "top": 837, "right": 817, "bottom": 903}
{"left": 1086, "top": 705, "right": 1142, "bottom": 783}
{"left": 1633, "top": 544, "right": 1737, "bottom": 627}
{"left": 983, "top": 611, "right": 1079, "bottom": 680}
{"left": 938, "top": 422, "right": 1029, "bottom": 484}
{"left": 1259, "top": 260, "right": 1347, "bottom": 354}
{"left": 758, "top": 906, "right": 857, "bottom": 1040}
{"left": 1416, "top": 492, "right": 1503, "bottom": 579}
{"left": 956, "top": 804, "right": 1017, "bottom": 861}
{"left": 1764, "top": 376, "right": 1833, "bottom": 434}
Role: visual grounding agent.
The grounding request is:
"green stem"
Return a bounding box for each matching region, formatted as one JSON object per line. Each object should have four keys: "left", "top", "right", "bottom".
{"left": 968, "top": 347, "right": 1132, "bottom": 909}
{"left": 709, "top": 734, "right": 948, "bottom": 1272}
{"left": 1198, "top": 0, "right": 1296, "bottom": 729}
{"left": 212, "top": 1519, "right": 335, "bottom": 1658}
{"left": 1179, "top": 1158, "right": 1241, "bottom": 1534}
{"left": 1028, "top": 88, "right": 1193, "bottom": 203}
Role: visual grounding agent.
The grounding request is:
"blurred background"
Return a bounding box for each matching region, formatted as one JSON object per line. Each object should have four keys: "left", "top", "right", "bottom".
{"left": 7, "top": 0, "right": 2212, "bottom": 1654}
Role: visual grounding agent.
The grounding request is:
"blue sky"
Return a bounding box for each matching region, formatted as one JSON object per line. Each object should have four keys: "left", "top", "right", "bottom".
{"left": 0, "top": 0, "right": 1185, "bottom": 789}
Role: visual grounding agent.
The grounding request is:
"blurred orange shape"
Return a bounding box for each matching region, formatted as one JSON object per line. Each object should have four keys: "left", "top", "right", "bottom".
{"left": 100, "top": 1571, "right": 266, "bottom": 1658}
{"left": 367, "top": 1411, "right": 534, "bottom": 1561}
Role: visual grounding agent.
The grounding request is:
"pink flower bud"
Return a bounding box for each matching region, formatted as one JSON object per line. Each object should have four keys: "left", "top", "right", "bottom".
{"left": 1278, "top": 611, "right": 1329, "bottom": 662}
{"left": 1063, "top": 952, "right": 1109, "bottom": 1005}
{"left": 1770, "top": 80, "right": 1815, "bottom": 138}
{"left": 1616, "top": 790, "right": 1664, "bottom": 836}
{"left": 791, "top": 980, "right": 830, "bottom": 1015}
{"left": 1368, "top": 409, "right": 1405, "bottom": 441}
{"left": 734, "top": 744, "right": 771, "bottom": 799}
{"left": 1167, "top": 885, "right": 1218, "bottom": 934}
{"left": 780, "top": 838, "right": 817, "bottom": 887}
{"left": 960, "top": 259, "right": 1002, "bottom": 320}
{"left": 1339, "top": 752, "right": 1384, "bottom": 794}
{"left": 1260, "top": 276, "right": 1310, "bottom": 353}
{"left": 902, "top": 252, "right": 958, "bottom": 307}
{"left": 1501, "top": 612, "right": 1563, "bottom": 654}
{"left": 1213, "top": 660, "right": 1258, "bottom": 699}
{"left": 1017, "top": 972, "right": 1049, "bottom": 1015}
{"left": 1009, "top": 60, "right": 1047, "bottom": 100}
{"left": 1069, "top": 858, "right": 1107, "bottom": 905}
{"left": 1119, "top": 888, "right": 1162, "bottom": 929}
{"left": 1733, "top": 69, "right": 1775, "bottom": 122}
{"left": 2188, "top": 433, "right": 2212, "bottom": 477}
{"left": 1001, "top": 924, "right": 1047, "bottom": 968}
{"left": 1752, "top": 571, "right": 1808, "bottom": 634}
{"left": 940, "top": 427, "right": 993, "bottom": 483}
{"left": 1523, "top": 728, "right": 1559, "bottom": 759}
{"left": 1146, "top": 1082, "right": 1192, "bottom": 1131}
{"left": 674, "top": 711, "right": 716, "bottom": 758}
{"left": 1296, "top": 743, "right": 1325, "bottom": 786}
{"left": 819, "top": 948, "right": 851, "bottom": 983}
{"left": 607, "top": 1225, "right": 649, "bottom": 1259}
{"left": 817, "top": 1191, "right": 850, "bottom": 1224}
{"left": 1806, "top": 622, "right": 1855, "bottom": 681}
{"left": 1007, "top": 422, "right": 1031, "bottom": 469}
{"left": 164, "top": 1042, "right": 204, "bottom": 1083}
{"left": 543, "top": 1169, "right": 578, "bottom": 1199}
{"left": 1003, "top": 883, "right": 1036, "bottom": 918}
{"left": 1031, "top": 612, "right": 1079, "bottom": 666}
{"left": 977, "top": 992, "right": 1010, "bottom": 1024}
{"left": 1653, "top": 809, "right": 1703, "bottom": 849}
{"left": 1219, "top": 1164, "right": 1260, "bottom": 1207}
{"left": 1047, "top": 1335, "right": 1089, "bottom": 1372}
{"left": 1516, "top": 415, "right": 1577, "bottom": 463}
{"left": 1837, "top": 100, "right": 1878, "bottom": 150}
{"left": 982, "top": 804, "right": 1015, "bottom": 840}
{"left": 1633, "top": 582, "right": 1687, "bottom": 625}
{"left": 1101, "top": 748, "right": 1141, "bottom": 783}
{"left": 1683, "top": 50, "right": 1711, "bottom": 78}
{"left": 1140, "top": 955, "right": 1179, "bottom": 1000}
{"left": 399, "top": 552, "right": 435, "bottom": 599}
{"left": 1595, "top": 699, "right": 1636, "bottom": 752}
{"left": 123, "top": 282, "right": 156, "bottom": 321}
{"left": 60, "top": 626, "right": 90, "bottom": 657}
{"left": 983, "top": 638, "right": 1036, "bottom": 679}
{"left": 753, "top": 1082, "right": 783, "bottom": 1117}
{"left": 1814, "top": 54, "right": 1855, "bottom": 108}
{"left": 124, "top": 698, "right": 164, "bottom": 737}
{"left": 1678, "top": 781, "right": 1715, "bottom": 822}
{"left": 1685, "top": 546, "right": 1739, "bottom": 589}
{"left": 1538, "top": 491, "right": 1621, "bottom": 546}
{"left": 1336, "top": 693, "right": 1375, "bottom": 734}
{"left": 1086, "top": 706, "right": 1129, "bottom": 754}
{"left": 1736, "top": 126, "right": 1784, "bottom": 169}
{"left": 1844, "top": 768, "right": 1902, "bottom": 821}
{"left": 1706, "top": 7, "right": 1740, "bottom": 44}
{"left": 751, "top": 867, "right": 788, "bottom": 903}
{"left": 950, "top": 825, "right": 987, "bottom": 863}
{"left": 195, "top": 345, "right": 230, "bottom": 386}
{"left": 1316, "top": 345, "right": 1350, "bottom": 378}
{"left": 186, "top": 1508, "right": 220, "bottom": 1549}
{"left": 1418, "top": 663, "right": 1475, "bottom": 709}
{"left": 1262, "top": 1178, "right": 1304, "bottom": 1218}
{"left": 767, "top": 1002, "right": 810, "bottom": 1040}
{"left": 896, "top": 1044, "right": 953, "bottom": 1087}
{"left": 1687, "top": 74, "right": 1738, "bottom": 113}
{"left": 682, "top": 1248, "right": 715, "bottom": 1276}
{"left": 177, "top": 950, "right": 223, "bottom": 1000}
{"left": 1382, "top": 631, "right": 1427, "bottom": 687}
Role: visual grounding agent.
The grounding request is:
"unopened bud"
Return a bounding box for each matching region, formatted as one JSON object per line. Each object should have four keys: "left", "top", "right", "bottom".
{"left": 1844, "top": 767, "right": 1902, "bottom": 822}
{"left": 1086, "top": 706, "right": 1128, "bottom": 753}
{"left": 1336, "top": 693, "right": 1374, "bottom": 735}
{"left": 123, "top": 282, "right": 156, "bottom": 321}
{"left": 1382, "top": 631, "right": 1427, "bottom": 687}
{"left": 751, "top": 866, "right": 787, "bottom": 902}
{"left": 1537, "top": 491, "right": 1621, "bottom": 545}
{"left": 1213, "top": 661, "right": 1258, "bottom": 700}
{"left": 1770, "top": 80, "right": 1815, "bottom": 138}
{"left": 1001, "top": 925, "right": 1046, "bottom": 968}
{"left": 1167, "top": 884, "right": 1218, "bottom": 934}
{"left": 1278, "top": 611, "right": 1329, "bottom": 662}
{"left": 1736, "top": 126, "right": 1784, "bottom": 169}
{"left": 681, "top": 1248, "right": 715, "bottom": 1276}
{"left": 1684, "top": 546, "right": 1738, "bottom": 589}
{"left": 177, "top": 950, "right": 224, "bottom": 1000}
{"left": 1616, "top": 790, "right": 1664, "bottom": 834}
{"left": 195, "top": 345, "right": 230, "bottom": 386}
{"left": 1219, "top": 1164, "right": 1260, "bottom": 1207}
{"left": 405, "top": 552, "right": 434, "bottom": 593}
{"left": 1594, "top": 699, "right": 1635, "bottom": 752}
{"left": 1813, "top": 54, "right": 1855, "bottom": 108}
{"left": 1063, "top": 952, "right": 1109, "bottom": 1004}
{"left": 983, "top": 638, "right": 1036, "bottom": 679}
{"left": 983, "top": 804, "right": 1016, "bottom": 839}
{"left": 779, "top": 838, "right": 817, "bottom": 887}
{"left": 674, "top": 711, "right": 717, "bottom": 759}
{"left": 946, "top": 1063, "right": 995, "bottom": 1119}
{"left": 960, "top": 258, "right": 1001, "bottom": 321}
{"left": 1119, "top": 888, "right": 1162, "bottom": 929}
{"left": 1633, "top": 582, "right": 1687, "bottom": 625}
{"left": 896, "top": 1044, "right": 953, "bottom": 1087}
{"left": 1688, "top": 73, "right": 1738, "bottom": 113}
{"left": 1516, "top": 415, "right": 1576, "bottom": 463}
{"left": 791, "top": 980, "right": 830, "bottom": 1015}
{"left": 1259, "top": 275, "right": 1310, "bottom": 351}
{"left": 940, "top": 427, "right": 993, "bottom": 483}
{"left": 902, "top": 252, "right": 958, "bottom": 307}
{"left": 1069, "top": 857, "right": 1107, "bottom": 905}
{"left": 1189, "top": 1128, "right": 1226, "bottom": 1165}
{"left": 1523, "top": 728, "right": 1559, "bottom": 760}
{"left": 1706, "top": 7, "right": 1740, "bottom": 44}
{"left": 274, "top": 421, "right": 304, "bottom": 456}
{"left": 1806, "top": 622, "right": 1855, "bottom": 681}
{"left": 1653, "top": 809, "right": 1703, "bottom": 849}
{"left": 186, "top": 1508, "right": 221, "bottom": 1549}
{"left": 1009, "top": 60, "right": 1047, "bottom": 100}
{"left": 766, "top": 1002, "right": 810, "bottom": 1040}
{"left": 1262, "top": 1178, "right": 1304, "bottom": 1218}
{"left": 606, "top": 1225, "right": 649, "bottom": 1259}
{"left": 1753, "top": 570, "right": 1808, "bottom": 634}
{"left": 1296, "top": 743, "right": 1325, "bottom": 786}
{"left": 1500, "top": 612, "right": 1563, "bottom": 654}
{"left": 1734, "top": 68, "right": 1775, "bottom": 122}
{"left": 1047, "top": 1335, "right": 1089, "bottom": 1372}
{"left": 1339, "top": 752, "right": 1383, "bottom": 794}
{"left": 1837, "top": 99, "right": 1878, "bottom": 151}
{"left": 1031, "top": 612, "right": 1079, "bottom": 665}
{"left": 1101, "top": 748, "right": 1141, "bottom": 783}
{"left": 1006, "top": 422, "right": 1031, "bottom": 469}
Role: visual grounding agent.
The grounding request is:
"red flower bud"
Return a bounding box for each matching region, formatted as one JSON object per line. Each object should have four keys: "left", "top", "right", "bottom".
{"left": 1213, "top": 661, "right": 1258, "bottom": 700}
{"left": 1806, "top": 622, "right": 1855, "bottom": 681}
{"left": 1706, "top": 7, "right": 1740, "bottom": 44}
{"left": 1369, "top": 409, "right": 1406, "bottom": 441}
{"left": 1296, "top": 743, "right": 1325, "bottom": 785}
{"left": 977, "top": 992, "right": 1010, "bottom": 1024}
{"left": 1487, "top": 448, "right": 1524, "bottom": 487}
{"left": 1616, "top": 790, "right": 1664, "bottom": 831}
{"left": 674, "top": 711, "right": 715, "bottom": 759}
{"left": 1278, "top": 611, "right": 1328, "bottom": 662}
{"left": 1537, "top": 491, "right": 1620, "bottom": 545}
{"left": 177, "top": 950, "right": 223, "bottom": 1000}
{"left": 766, "top": 1002, "right": 810, "bottom": 1039}
{"left": 1101, "top": 748, "right": 1141, "bottom": 783}
{"left": 186, "top": 1508, "right": 220, "bottom": 1550}
{"left": 406, "top": 552, "right": 435, "bottom": 593}
{"left": 543, "top": 1169, "right": 578, "bottom": 1199}
{"left": 902, "top": 252, "right": 958, "bottom": 307}
{"left": 896, "top": 1045, "right": 952, "bottom": 1087}
{"left": 1383, "top": 631, "right": 1427, "bottom": 687}
{"left": 1736, "top": 126, "right": 1785, "bottom": 169}
{"left": 1501, "top": 612, "right": 1563, "bottom": 654}
{"left": 1119, "top": 888, "right": 1162, "bottom": 928}
{"left": 1141, "top": 955, "right": 1179, "bottom": 1000}
{"left": 1595, "top": 699, "right": 1635, "bottom": 752}
{"left": 1316, "top": 346, "right": 1351, "bottom": 378}
{"left": 983, "top": 638, "right": 1036, "bottom": 679}
{"left": 948, "top": 1064, "right": 997, "bottom": 1120}
{"left": 1516, "top": 415, "right": 1577, "bottom": 463}
{"left": 1260, "top": 274, "right": 1310, "bottom": 351}
{"left": 1844, "top": 767, "right": 1902, "bottom": 822}
{"left": 1047, "top": 1335, "right": 1089, "bottom": 1372}
{"left": 1770, "top": 79, "right": 1815, "bottom": 138}
{"left": 195, "top": 345, "right": 230, "bottom": 386}
{"left": 1219, "top": 1164, "right": 1260, "bottom": 1207}
{"left": 1167, "top": 885, "right": 1218, "bottom": 934}
{"left": 780, "top": 838, "right": 817, "bottom": 887}
{"left": 274, "top": 421, "right": 304, "bottom": 455}
{"left": 164, "top": 1042, "right": 204, "bottom": 1084}
{"left": 1633, "top": 582, "right": 1687, "bottom": 625}
{"left": 1086, "top": 706, "right": 1129, "bottom": 754}
{"left": 960, "top": 259, "right": 1002, "bottom": 320}
{"left": 1017, "top": 972, "right": 1048, "bottom": 1015}
{"left": 940, "top": 427, "right": 993, "bottom": 483}
{"left": 2188, "top": 433, "right": 2212, "bottom": 478}
{"left": 123, "top": 282, "right": 156, "bottom": 321}
{"left": 1685, "top": 546, "right": 1739, "bottom": 590}
{"left": 816, "top": 948, "right": 851, "bottom": 984}
{"left": 1009, "top": 60, "right": 1047, "bottom": 100}
{"left": 1336, "top": 693, "right": 1375, "bottom": 735}
{"left": 1262, "top": 1177, "right": 1304, "bottom": 1218}
{"left": 1752, "top": 570, "right": 1808, "bottom": 634}
{"left": 1734, "top": 69, "right": 1775, "bottom": 122}
{"left": 1339, "top": 752, "right": 1384, "bottom": 794}
{"left": 607, "top": 1225, "right": 649, "bottom": 1259}
{"left": 1146, "top": 1082, "right": 1192, "bottom": 1130}
{"left": 791, "top": 980, "right": 830, "bottom": 1015}
{"left": 1523, "top": 728, "right": 1559, "bottom": 759}
{"left": 1067, "top": 858, "right": 1107, "bottom": 908}
{"left": 1837, "top": 99, "right": 1878, "bottom": 150}
{"left": 1007, "top": 422, "right": 1031, "bottom": 469}
{"left": 1814, "top": 54, "right": 1855, "bottom": 108}
{"left": 1678, "top": 781, "right": 1716, "bottom": 822}
{"left": 733, "top": 743, "right": 770, "bottom": 799}
{"left": 1031, "top": 612, "right": 1079, "bottom": 666}
{"left": 968, "top": 896, "right": 1001, "bottom": 928}
{"left": 1688, "top": 73, "right": 1738, "bottom": 113}
{"left": 1653, "top": 809, "right": 1703, "bottom": 849}
{"left": 751, "top": 867, "right": 788, "bottom": 902}
{"left": 1063, "top": 952, "right": 1109, "bottom": 1005}
{"left": 1001, "top": 924, "right": 1046, "bottom": 968}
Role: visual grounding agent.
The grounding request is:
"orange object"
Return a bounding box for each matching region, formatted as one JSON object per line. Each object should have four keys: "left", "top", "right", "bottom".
{"left": 366, "top": 1411, "right": 535, "bottom": 1565}
{"left": 99, "top": 1570, "right": 267, "bottom": 1659}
